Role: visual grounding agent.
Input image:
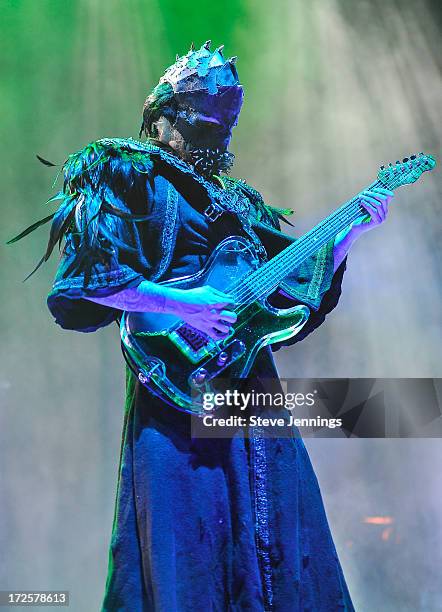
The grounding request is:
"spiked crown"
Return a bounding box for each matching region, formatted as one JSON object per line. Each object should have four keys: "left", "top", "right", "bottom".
{"left": 159, "top": 40, "right": 241, "bottom": 96}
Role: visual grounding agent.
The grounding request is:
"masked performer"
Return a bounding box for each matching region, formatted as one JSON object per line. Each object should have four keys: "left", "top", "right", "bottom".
{"left": 12, "top": 41, "right": 392, "bottom": 611}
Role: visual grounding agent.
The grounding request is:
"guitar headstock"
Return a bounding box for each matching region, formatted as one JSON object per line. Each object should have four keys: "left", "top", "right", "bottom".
{"left": 377, "top": 153, "right": 436, "bottom": 189}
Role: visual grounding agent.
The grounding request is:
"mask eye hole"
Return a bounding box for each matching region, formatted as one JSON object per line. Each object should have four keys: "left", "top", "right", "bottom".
{"left": 194, "top": 119, "right": 222, "bottom": 131}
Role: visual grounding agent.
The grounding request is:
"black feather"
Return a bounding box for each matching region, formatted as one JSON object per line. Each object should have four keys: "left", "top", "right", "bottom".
{"left": 22, "top": 254, "right": 47, "bottom": 282}
{"left": 279, "top": 213, "right": 295, "bottom": 227}
{"left": 6, "top": 213, "right": 56, "bottom": 244}
{"left": 101, "top": 202, "right": 152, "bottom": 221}
{"left": 42, "top": 198, "right": 78, "bottom": 261}
{"left": 36, "top": 154, "right": 57, "bottom": 167}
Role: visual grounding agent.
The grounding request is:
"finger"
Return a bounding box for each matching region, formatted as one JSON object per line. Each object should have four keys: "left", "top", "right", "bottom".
{"left": 373, "top": 195, "right": 388, "bottom": 219}
{"left": 219, "top": 309, "right": 237, "bottom": 323}
{"left": 365, "top": 189, "right": 393, "bottom": 209}
{"left": 379, "top": 197, "right": 388, "bottom": 218}
{"left": 360, "top": 200, "right": 381, "bottom": 223}
{"left": 209, "top": 308, "right": 223, "bottom": 321}
{"left": 373, "top": 197, "right": 387, "bottom": 215}
{"left": 210, "top": 306, "right": 234, "bottom": 319}
{"left": 365, "top": 195, "right": 386, "bottom": 221}
{"left": 209, "top": 327, "right": 229, "bottom": 340}
{"left": 213, "top": 321, "right": 231, "bottom": 334}
{"left": 362, "top": 191, "right": 385, "bottom": 205}
{"left": 364, "top": 196, "right": 385, "bottom": 220}
{"left": 360, "top": 196, "right": 379, "bottom": 212}
{"left": 206, "top": 328, "right": 222, "bottom": 340}
{"left": 201, "top": 322, "right": 222, "bottom": 340}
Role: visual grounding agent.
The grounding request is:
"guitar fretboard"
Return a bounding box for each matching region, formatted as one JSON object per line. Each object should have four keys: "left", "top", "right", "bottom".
{"left": 229, "top": 178, "right": 390, "bottom": 304}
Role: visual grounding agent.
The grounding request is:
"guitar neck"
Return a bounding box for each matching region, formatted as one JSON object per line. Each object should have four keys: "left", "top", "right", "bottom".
{"left": 232, "top": 178, "right": 386, "bottom": 302}
{"left": 229, "top": 149, "right": 436, "bottom": 303}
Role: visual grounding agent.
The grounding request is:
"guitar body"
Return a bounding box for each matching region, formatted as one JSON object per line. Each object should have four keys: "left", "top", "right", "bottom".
{"left": 120, "top": 236, "right": 310, "bottom": 415}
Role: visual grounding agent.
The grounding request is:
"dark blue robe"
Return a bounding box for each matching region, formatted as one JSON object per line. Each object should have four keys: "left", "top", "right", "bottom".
{"left": 46, "top": 138, "right": 354, "bottom": 611}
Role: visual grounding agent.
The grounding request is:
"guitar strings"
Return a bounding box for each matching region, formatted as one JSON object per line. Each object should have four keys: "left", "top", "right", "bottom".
{"left": 243, "top": 174, "right": 406, "bottom": 305}
{"left": 228, "top": 181, "right": 382, "bottom": 305}
{"left": 223, "top": 173, "right": 407, "bottom": 316}
{"left": 229, "top": 180, "right": 384, "bottom": 304}
{"left": 244, "top": 172, "right": 408, "bottom": 304}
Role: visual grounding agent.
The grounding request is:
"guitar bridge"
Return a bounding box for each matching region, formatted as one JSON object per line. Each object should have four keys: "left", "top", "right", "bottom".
{"left": 170, "top": 322, "right": 216, "bottom": 363}
{"left": 174, "top": 323, "right": 209, "bottom": 351}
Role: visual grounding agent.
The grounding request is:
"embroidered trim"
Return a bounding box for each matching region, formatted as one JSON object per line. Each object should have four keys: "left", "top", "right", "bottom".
{"left": 152, "top": 182, "right": 179, "bottom": 281}
{"left": 250, "top": 426, "right": 273, "bottom": 611}
{"left": 307, "top": 242, "right": 328, "bottom": 300}
{"left": 51, "top": 267, "right": 143, "bottom": 291}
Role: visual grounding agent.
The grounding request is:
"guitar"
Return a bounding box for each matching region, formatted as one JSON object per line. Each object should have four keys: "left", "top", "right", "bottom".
{"left": 120, "top": 154, "right": 436, "bottom": 416}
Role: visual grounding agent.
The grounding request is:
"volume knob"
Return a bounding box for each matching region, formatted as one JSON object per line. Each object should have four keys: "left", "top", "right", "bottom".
{"left": 193, "top": 368, "right": 208, "bottom": 386}
{"left": 217, "top": 351, "right": 229, "bottom": 366}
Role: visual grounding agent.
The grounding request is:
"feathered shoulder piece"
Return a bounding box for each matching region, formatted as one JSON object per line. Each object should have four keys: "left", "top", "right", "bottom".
{"left": 8, "top": 136, "right": 295, "bottom": 280}
{"left": 7, "top": 137, "right": 165, "bottom": 280}
{"left": 219, "top": 175, "right": 295, "bottom": 230}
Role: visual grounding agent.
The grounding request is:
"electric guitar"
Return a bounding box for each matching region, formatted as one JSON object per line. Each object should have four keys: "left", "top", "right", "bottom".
{"left": 120, "top": 154, "right": 436, "bottom": 416}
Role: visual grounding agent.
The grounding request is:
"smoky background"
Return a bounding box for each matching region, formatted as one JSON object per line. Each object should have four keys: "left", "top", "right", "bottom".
{"left": 1, "top": 1, "right": 441, "bottom": 610}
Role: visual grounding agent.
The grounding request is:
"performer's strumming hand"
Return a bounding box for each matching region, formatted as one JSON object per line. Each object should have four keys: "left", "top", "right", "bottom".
{"left": 85, "top": 281, "right": 237, "bottom": 340}
{"left": 164, "top": 285, "right": 237, "bottom": 340}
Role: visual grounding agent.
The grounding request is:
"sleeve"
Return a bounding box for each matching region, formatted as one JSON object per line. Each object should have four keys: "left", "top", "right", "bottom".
{"left": 277, "top": 237, "right": 337, "bottom": 310}
{"left": 45, "top": 141, "right": 155, "bottom": 332}
{"left": 270, "top": 256, "right": 347, "bottom": 352}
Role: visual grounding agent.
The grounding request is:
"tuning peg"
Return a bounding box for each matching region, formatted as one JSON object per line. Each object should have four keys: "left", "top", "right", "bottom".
{"left": 203, "top": 40, "right": 211, "bottom": 50}
{"left": 380, "top": 165, "right": 385, "bottom": 170}
{"left": 402, "top": 157, "right": 409, "bottom": 163}
{"left": 410, "top": 155, "right": 416, "bottom": 160}
{"left": 215, "top": 44, "right": 224, "bottom": 55}
{"left": 229, "top": 56, "right": 238, "bottom": 64}
{"left": 395, "top": 160, "right": 400, "bottom": 164}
